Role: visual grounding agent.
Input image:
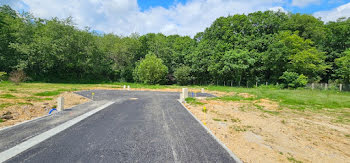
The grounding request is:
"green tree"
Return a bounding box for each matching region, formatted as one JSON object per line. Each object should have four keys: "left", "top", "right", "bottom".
{"left": 335, "top": 49, "right": 350, "bottom": 84}
{"left": 174, "top": 66, "right": 192, "bottom": 85}
{"left": 279, "top": 71, "right": 308, "bottom": 88}
{"left": 133, "top": 52, "right": 168, "bottom": 84}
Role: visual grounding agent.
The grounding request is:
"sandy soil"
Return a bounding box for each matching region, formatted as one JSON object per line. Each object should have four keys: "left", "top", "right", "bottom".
{"left": 0, "top": 92, "right": 89, "bottom": 129}
{"left": 184, "top": 98, "right": 350, "bottom": 163}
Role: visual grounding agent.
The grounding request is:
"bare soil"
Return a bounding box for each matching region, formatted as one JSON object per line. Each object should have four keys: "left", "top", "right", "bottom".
{"left": 0, "top": 92, "right": 89, "bottom": 129}
{"left": 184, "top": 97, "right": 350, "bottom": 163}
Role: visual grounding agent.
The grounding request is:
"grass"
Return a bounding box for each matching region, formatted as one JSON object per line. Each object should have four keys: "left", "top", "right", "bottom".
{"left": 185, "top": 97, "right": 205, "bottom": 105}
{"left": 0, "top": 94, "right": 16, "bottom": 98}
{"left": 287, "top": 156, "right": 303, "bottom": 163}
{"left": 0, "top": 119, "right": 3, "bottom": 123}
{"left": 213, "top": 118, "right": 222, "bottom": 121}
{"left": 206, "top": 86, "right": 350, "bottom": 110}
{"left": 34, "top": 90, "right": 63, "bottom": 96}
{"left": 0, "top": 103, "right": 13, "bottom": 109}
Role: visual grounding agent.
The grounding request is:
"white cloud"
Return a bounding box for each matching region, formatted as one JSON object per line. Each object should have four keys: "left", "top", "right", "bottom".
{"left": 5, "top": 0, "right": 288, "bottom": 36}
{"left": 269, "top": 6, "right": 287, "bottom": 13}
{"left": 314, "top": 2, "right": 350, "bottom": 22}
{"left": 291, "top": 0, "right": 320, "bottom": 7}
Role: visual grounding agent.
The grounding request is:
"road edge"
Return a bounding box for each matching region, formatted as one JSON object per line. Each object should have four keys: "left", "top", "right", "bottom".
{"left": 177, "top": 99, "right": 243, "bottom": 163}
{"left": 0, "top": 101, "right": 115, "bottom": 162}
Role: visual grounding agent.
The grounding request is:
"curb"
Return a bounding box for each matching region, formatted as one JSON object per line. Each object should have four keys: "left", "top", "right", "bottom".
{"left": 177, "top": 99, "right": 243, "bottom": 163}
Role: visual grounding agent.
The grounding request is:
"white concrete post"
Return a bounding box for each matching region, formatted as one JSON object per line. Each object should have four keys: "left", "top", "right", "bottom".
{"left": 340, "top": 84, "right": 343, "bottom": 92}
{"left": 127, "top": 85, "right": 130, "bottom": 91}
{"left": 266, "top": 82, "right": 268, "bottom": 86}
{"left": 201, "top": 88, "right": 205, "bottom": 93}
{"left": 182, "top": 88, "right": 188, "bottom": 99}
{"left": 123, "top": 85, "right": 126, "bottom": 90}
{"left": 256, "top": 82, "right": 258, "bottom": 88}
{"left": 312, "top": 83, "right": 315, "bottom": 90}
{"left": 179, "top": 93, "right": 184, "bottom": 102}
{"left": 57, "top": 97, "right": 64, "bottom": 111}
{"left": 325, "top": 83, "right": 328, "bottom": 90}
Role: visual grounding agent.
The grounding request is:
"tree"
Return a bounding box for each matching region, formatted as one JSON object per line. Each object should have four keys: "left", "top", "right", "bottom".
{"left": 335, "top": 49, "right": 350, "bottom": 84}
{"left": 174, "top": 66, "right": 192, "bottom": 85}
{"left": 133, "top": 52, "right": 168, "bottom": 84}
{"left": 279, "top": 71, "right": 308, "bottom": 88}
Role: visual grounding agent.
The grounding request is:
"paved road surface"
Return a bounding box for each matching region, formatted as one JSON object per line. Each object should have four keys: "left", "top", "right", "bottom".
{"left": 1, "top": 90, "right": 238, "bottom": 163}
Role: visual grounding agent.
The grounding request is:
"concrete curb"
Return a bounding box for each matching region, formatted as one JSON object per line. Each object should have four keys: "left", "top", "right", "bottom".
{"left": 177, "top": 99, "right": 243, "bottom": 163}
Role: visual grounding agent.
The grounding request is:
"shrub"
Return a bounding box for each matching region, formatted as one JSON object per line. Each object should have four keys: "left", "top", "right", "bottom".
{"left": 0, "top": 72, "right": 7, "bottom": 81}
{"left": 9, "top": 70, "right": 27, "bottom": 85}
{"left": 174, "top": 66, "right": 192, "bottom": 85}
{"left": 133, "top": 52, "right": 168, "bottom": 84}
{"left": 280, "top": 71, "right": 308, "bottom": 88}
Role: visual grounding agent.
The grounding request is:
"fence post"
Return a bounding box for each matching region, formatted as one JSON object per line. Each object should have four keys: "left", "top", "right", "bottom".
{"left": 340, "top": 84, "right": 343, "bottom": 92}
{"left": 123, "top": 85, "right": 126, "bottom": 90}
{"left": 57, "top": 97, "right": 64, "bottom": 111}
{"left": 224, "top": 81, "right": 225, "bottom": 86}
{"left": 256, "top": 82, "right": 258, "bottom": 88}
{"left": 231, "top": 81, "right": 233, "bottom": 87}
{"left": 127, "top": 85, "right": 130, "bottom": 91}
{"left": 201, "top": 88, "right": 205, "bottom": 93}
{"left": 325, "top": 83, "right": 328, "bottom": 90}
{"left": 266, "top": 82, "right": 268, "bottom": 86}
{"left": 312, "top": 83, "right": 314, "bottom": 90}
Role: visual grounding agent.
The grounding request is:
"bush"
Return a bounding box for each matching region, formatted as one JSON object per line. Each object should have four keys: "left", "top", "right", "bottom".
{"left": 0, "top": 72, "right": 7, "bottom": 81}
{"left": 280, "top": 71, "right": 308, "bottom": 88}
{"left": 9, "top": 70, "right": 27, "bottom": 85}
{"left": 133, "top": 52, "right": 168, "bottom": 84}
{"left": 174, "top": 66, "right": 192, "bottom": 85}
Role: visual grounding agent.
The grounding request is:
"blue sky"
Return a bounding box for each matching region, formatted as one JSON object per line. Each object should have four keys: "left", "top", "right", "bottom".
{"left": 1, "top": 0, "right": 350, "bottom": 36}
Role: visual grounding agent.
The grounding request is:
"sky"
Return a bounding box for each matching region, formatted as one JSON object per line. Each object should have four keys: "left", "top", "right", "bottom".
{"left": 1, "top": 0, "right": 350, "bottom": 36}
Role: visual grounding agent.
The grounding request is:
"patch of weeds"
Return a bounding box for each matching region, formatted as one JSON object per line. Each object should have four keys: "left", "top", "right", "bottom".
{"left": 231, "top": 118, "right": 241, "bottom": 123}
{"left": 332, "top": 116, "right": 350, "bottom": 124}
{"left": 281, "top": 120, "right": 286, "bottom": 124}
{"left": 287, "top": 156, "right": 303, "bottom": 163}
{"left": 34, "top": 91, "right": 61, "bottom": 96}
{"left": 0, "top": 94, "right": 16, "bottom": 98}
{"left": 57, "top": 88, "right": 79, "bottom": 92}
{"left": 230, "top": 125, "right": 247, "bottom": 132}
{"left": 185, "top": 97, "right": 205, "bottom": 105}
{"left": 0, "top": 103, "right": 13, "bottom": 109}
{"left": 211, "top": 95, "right": 256, "bottom": 102}
{"left": 345, "top": 134, "right": 350, "bottom": 138}
{"left": 24, "top": 97, "right": 53, "bottom": 102}
{"left": 0, "top": 119, "right": 3, "bottom": 123}
{"left": 213, "top": 118, "right": 222, "bottom": 121}
{"left": 254, "top": 104, "right": 280, "bottom": 115}
{"left": 8, "top": 89, "right": 17, "bottom": 92}
{"left": 18, "top": 102, "right": 33, "bottom": 106}
{"left": 279, "top": 152, "right": 284, "bottom": 155}
{"left": 224, "top": 119, "right": 227, "bottom": 122}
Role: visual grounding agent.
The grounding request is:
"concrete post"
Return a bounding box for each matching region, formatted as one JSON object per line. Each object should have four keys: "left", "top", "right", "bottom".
{"left": 231, "top": 81, "right": 233, "bottom": 87}
{"left": 201, "top": 88, "right": 205, "bottom": 93}
{"left": 312, "top": 83, "right": 314, "bottom": 90}
{"left": 256, "top": 82, "right": 258, "bottom": 88}
{"left": 179, "top": 93, "right": 184, "bottom": 102}
{"left": 266, "top": 82, "right": 268, "bottom": 86}
{"left": 127, "top": 85, "right": 130, "bottom": 91}
{"left": 340, "top": 84, "right": 343, "bottom": 92}
{"left": 224, "top": 81, "right": 225, "bottom": 86}
{"left": 57, "top": 97, "right": 64, "bottom": 111}
{"left": 325, "top": 83, "right": 328, "bottom": 90}
{"left": 123, "top": 85, "right": 126, "bottom": 90}
{"left": 182, "top": 88, "right": 188, "bottom": 99}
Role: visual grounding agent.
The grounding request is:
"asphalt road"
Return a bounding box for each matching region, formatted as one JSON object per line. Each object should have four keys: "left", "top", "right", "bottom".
{"left": 4, "top": 90, "right": 237, "bottom": 163}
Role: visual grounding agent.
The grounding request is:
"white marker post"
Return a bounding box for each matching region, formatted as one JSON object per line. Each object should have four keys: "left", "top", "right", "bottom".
{"left": 123, "top": 85, "right": 126, "bottom": 90}
{"left": 57, "top": 97, "right": 64, "bottom": 111}
{"left": 182, "top": 88, "right": 188, "bottom": 100}
{"left": 180, "top": 93, "right": 184, "bottom": 103}
{"left": 340, "top": 84, "right": 343, "bottom": 92}
{"left": 127, "top": 85, "right": 130, "bottom": 91}
{"left": 201, "top": 88, "right": 205, "bottom": 93}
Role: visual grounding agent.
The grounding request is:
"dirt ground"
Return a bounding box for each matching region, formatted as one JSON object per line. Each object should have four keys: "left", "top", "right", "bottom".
{"left": 0, "top": 92, "right": 89, "bottom": 129}
{"left": 184, "top": 96, "right": 350, "bottom": 163}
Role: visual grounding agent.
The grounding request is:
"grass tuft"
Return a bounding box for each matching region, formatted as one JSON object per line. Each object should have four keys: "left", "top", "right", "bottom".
{"left": 185, "top": 97, "right": 205, "bottom": 105}
{"left": 34, "top": 91, "right": 61, "bottom": 96}
{"left": 0, "top": 94, "right": 16, "bottom": 98}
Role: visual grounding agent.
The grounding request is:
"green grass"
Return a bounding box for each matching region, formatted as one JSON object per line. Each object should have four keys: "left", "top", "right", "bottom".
{"left": 287, "top": 156, "right": 303, "bottom": 163}
{"left": 206, "top": 86, "right": 350, "bottom": 110}
{"left": 185, "top": 97, "right": 205, "bottom": 105}
{"left": 34, "top": 91, "right": 61, "bottom": 96}
{"left": 0, "top": 103, "right": 13, "bottom": 109}
{"left": 0, "top": 119, "right": 3, "bottom": 123}
{"left": 0, "top": 94, "right": 16, "bottom": 98}
{"left": 213, "top": 118, "right": 222, "bottom": 121}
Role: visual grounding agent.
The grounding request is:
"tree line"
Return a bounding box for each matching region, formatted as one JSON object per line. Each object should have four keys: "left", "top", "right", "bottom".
{"left": 0, "top": 5, "right": 349, "bottom": 87}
